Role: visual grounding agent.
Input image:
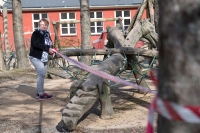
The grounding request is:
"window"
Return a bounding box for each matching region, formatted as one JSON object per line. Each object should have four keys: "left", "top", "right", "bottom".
{"left": 60, "top": 12, "right": 76, "bottom": 35}
{"left": 32, "top": 13, "right": 48, "bottom": 31}
{"left": 115, "top": 11, "right": 131, "bottom": 31}
{"left": 90, "top": 12, "right": 103, "bottom": 34}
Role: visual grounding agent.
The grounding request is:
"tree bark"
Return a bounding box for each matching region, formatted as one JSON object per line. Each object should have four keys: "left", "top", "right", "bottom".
{"left": 3, "top": 7, "right": 10, "bottom": 58}
{"left": 79, "top": 0, "right": 92, "bottom": 65}
{"left": 12, "top": 0, "right": 30, "bottom": 69}
{"left": 158, "top": 0, "right": 200, "bottom": 133}
{"left": 154, "top": 0, "right": 159, "bottom": 33}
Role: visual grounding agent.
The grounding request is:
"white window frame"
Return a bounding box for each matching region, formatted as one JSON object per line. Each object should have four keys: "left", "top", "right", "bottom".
{"left": 90, "top": 11, "right": 104, "bottom": 34}
{"left": 60, "top": 12, "right": 76, "bottom": 36}
{"left": 32, "top": 13, "right": 48, "bottom": 31}
{"left": 115, "top": 10, "right": 131, "bottom": 31}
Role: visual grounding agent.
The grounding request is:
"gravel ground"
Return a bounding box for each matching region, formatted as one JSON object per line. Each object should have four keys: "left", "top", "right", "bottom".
{"left": 0, "top": 69, "right": 157, "bottom": 133}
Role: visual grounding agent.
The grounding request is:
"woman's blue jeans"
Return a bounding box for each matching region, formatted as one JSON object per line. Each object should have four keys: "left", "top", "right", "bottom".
{"left": 30, "top": 56, "right": 47, "bottom": 95}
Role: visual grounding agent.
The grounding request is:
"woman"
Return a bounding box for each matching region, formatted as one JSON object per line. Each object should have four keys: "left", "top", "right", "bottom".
{"left": 29, "top": 18, "right": 55, "bottom": 100}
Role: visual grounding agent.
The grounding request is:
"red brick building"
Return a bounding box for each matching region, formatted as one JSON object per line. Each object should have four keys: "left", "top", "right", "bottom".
{"left": 0, "top": 0, "right": 146, "bottom": 51}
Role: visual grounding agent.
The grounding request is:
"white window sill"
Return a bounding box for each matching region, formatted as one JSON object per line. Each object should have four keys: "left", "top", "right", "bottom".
{"left": 60, "top": 34, "right": 77, "bottom": 37}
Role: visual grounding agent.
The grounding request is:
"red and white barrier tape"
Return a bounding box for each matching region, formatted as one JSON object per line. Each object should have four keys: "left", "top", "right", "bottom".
{"left": 53, "top": 50, "right": 200, "bottom": 133}
{"left": 147, "top": 96, "right": 200, "bottom": 133}
{"left": 146, "top": 71, "right": 200, "bottom": 133}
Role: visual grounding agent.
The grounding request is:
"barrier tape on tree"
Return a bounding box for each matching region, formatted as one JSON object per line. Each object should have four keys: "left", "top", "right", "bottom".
{"left": 146, "top": 69, "right": 200, "bottom": 133}
{"left": 53, "top": 49, "right": 200, "bottom": 133}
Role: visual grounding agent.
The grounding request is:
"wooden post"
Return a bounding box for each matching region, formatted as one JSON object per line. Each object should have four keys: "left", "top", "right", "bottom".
{"left": 37, "top": 101, "right": 43, "bottom": 133}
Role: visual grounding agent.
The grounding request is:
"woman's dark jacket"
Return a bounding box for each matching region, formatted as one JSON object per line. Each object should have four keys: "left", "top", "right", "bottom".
{"left": 29, "top": 30, "right": 53, "bottom": 59}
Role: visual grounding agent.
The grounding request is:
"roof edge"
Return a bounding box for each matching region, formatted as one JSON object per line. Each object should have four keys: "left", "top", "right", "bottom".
{"left": 6, "top": 4, "right": 140, "bottom": 12}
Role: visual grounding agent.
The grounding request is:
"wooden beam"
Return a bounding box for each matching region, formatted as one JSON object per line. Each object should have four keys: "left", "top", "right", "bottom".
{"left": 59, "top": 48, "right": 158, "bottom": 59}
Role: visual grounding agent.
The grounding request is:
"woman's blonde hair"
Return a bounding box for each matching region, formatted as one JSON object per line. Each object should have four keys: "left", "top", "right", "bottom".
{"left": 38, "top": 18, "right": 49, "bottom": 26}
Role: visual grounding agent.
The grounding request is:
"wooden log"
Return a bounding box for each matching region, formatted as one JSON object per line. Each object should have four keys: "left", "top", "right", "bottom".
{"left": 98, "top": 81, "right": 114, "bottom": 119}
{"left": 126, "top": 0, "right": 148, "bottom": 33}
{"left": 141, "top": 19, "right": 156, "bottom": 37}
{"left": 124, "top": 22, "right": 143, "bottom": 47}
{"left": 82, "top": 54, "right": 126, "bottom": 89}
{"left": 70, "top": 80, "right": 84, "bottom": 99}
{"left": 106, "top": 20, "right": 152, "bottom": 94}
{"left": 144, "top": 34, "right": 157, "bottom": 48}
{"left": 106, "top": 26, "right": 124, "bottom": 48}
{"left": 59, "top": 48, "right": 158, "bottom": 59}
{"left": 124, "top": 19, "right": 158, "bottom": 48}
{"left": 66, "top": 103, "right": 84, "bottom": 111}
{"left": 63, "top": 54, "right": 125, "bottom": 130}
{"left": 147, "top": 0, "right": 155, "bottom": 25}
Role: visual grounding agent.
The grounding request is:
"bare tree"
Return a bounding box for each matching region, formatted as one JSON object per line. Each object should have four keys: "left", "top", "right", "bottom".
{"left": 79, "top": 0, "right": 92, "bottom": 65}
{"left": 158, "top": 0, "right": 200, "bottom": 132}
{"left": 12, "top": 0, "right": 30, "bottom": 69}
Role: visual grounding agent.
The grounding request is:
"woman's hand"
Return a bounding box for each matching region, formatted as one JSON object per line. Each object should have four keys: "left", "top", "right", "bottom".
{"left": 49, "top": 48, "right": 55, "bottom": 54}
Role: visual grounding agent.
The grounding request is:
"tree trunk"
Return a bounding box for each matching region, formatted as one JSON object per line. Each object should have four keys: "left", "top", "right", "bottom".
{"left": 79, "top": 0, "right": 92, "bottom": 65}
{"left": 154, "top": 0, "right": 159, "bottom": 33}
{"left": 12, "top": 0, "right": 30, "bottom": 69}
{"left": 0, "top": 32, "right": 4, "bottom": 70}
{"left": 158, "top": 1, "right": 200, "bottom": 133}
{"left": 3, "top": 7, "right": 10, "bottom": 58}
